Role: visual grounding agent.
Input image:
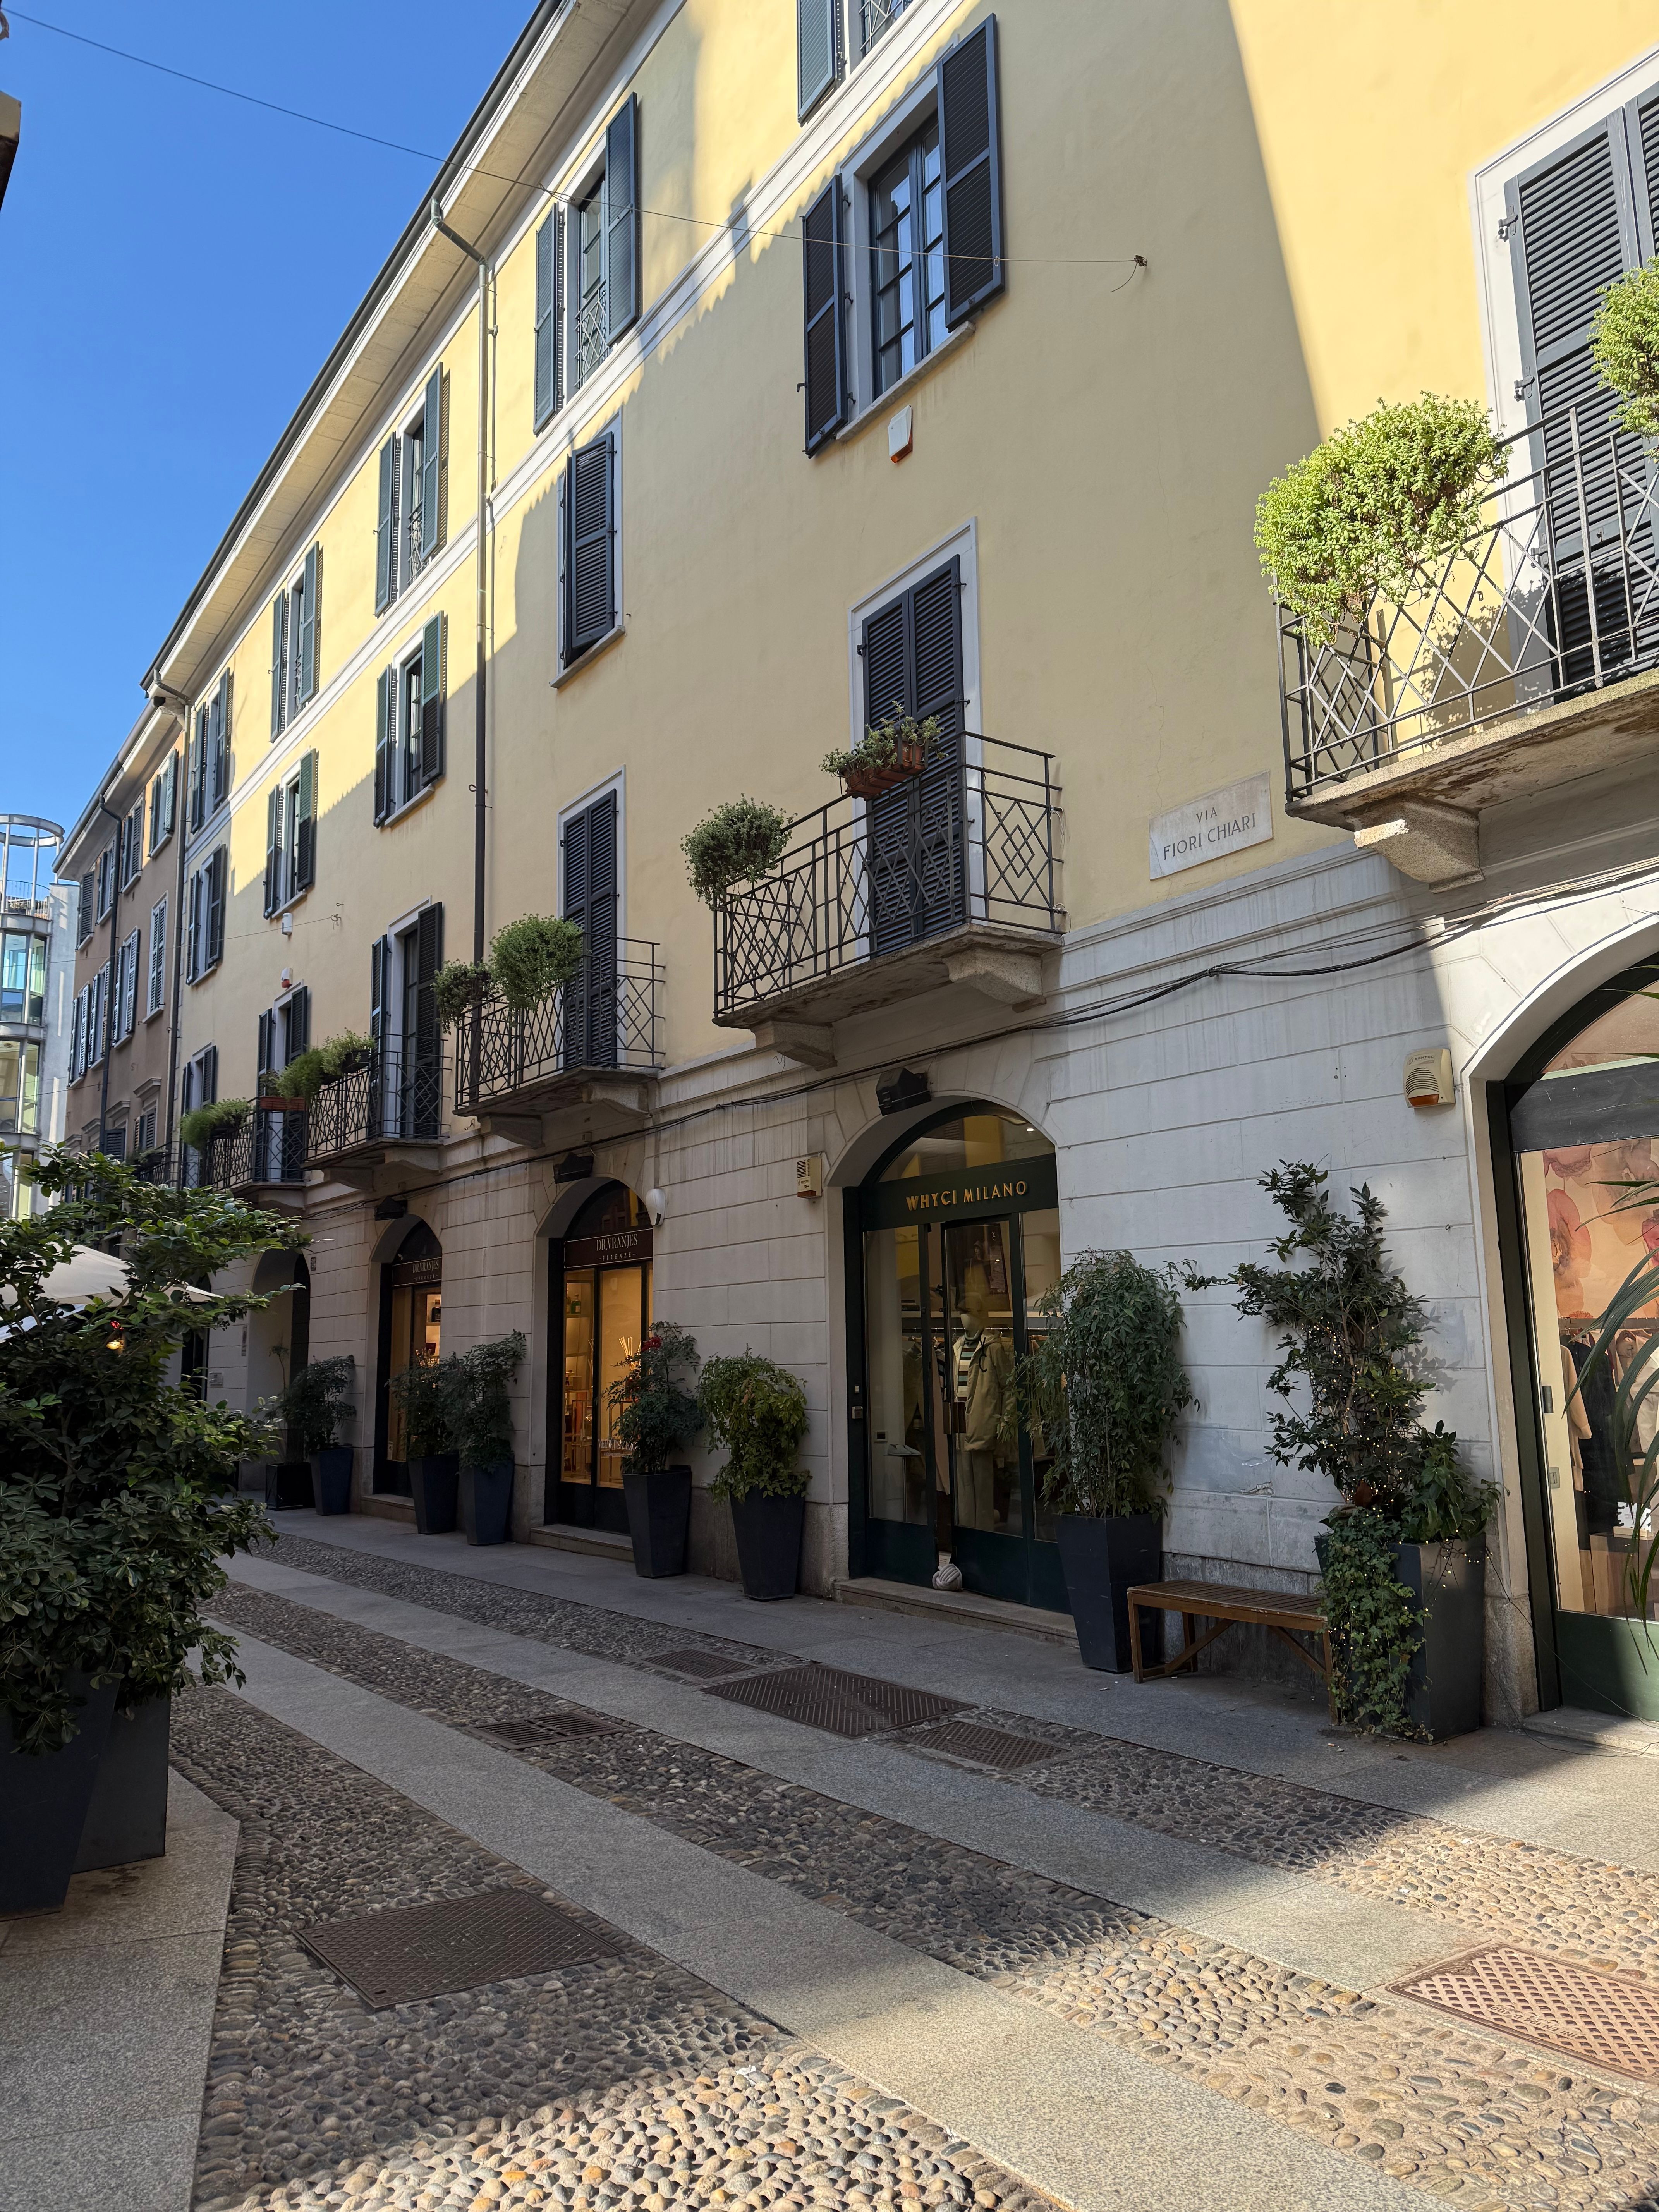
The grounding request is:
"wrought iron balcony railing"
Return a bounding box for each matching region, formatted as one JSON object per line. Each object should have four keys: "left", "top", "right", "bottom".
{"left": 713, "top": 735, "right": 1061, "bottom": 1023}
{"left": 306, "top": 1041, "right": 445, "bottom": 1164}
{"left": 453, "top": 940, "right": 663, "bottom": 1116}
{"left": 1279, "top": 397, "right": 1659, "bottom": 802}
{"left": 173, "top": 1108, "right": 309, "bottom": 1193}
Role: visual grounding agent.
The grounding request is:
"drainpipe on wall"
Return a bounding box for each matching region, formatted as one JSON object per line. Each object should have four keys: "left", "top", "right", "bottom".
{"left": 148, "top": 688, "right": 193, "bottom": 1158}
{"left": 93, "top": 786, "right": 124, "bottom": 1157}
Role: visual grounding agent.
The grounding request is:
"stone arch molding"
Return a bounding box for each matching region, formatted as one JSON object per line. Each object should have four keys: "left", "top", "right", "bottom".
{"left": 368, "top": 1206, "right": 443, "bottom": 1269}
{"left": 533, "top": 1172, "right": 653, "bottom": 1245}
{"left": 1462, "top": 899, "right": 1659, "bottom": 1085}
{"left": 825, "top": 1069, "right": 1055, "bottom": 1191}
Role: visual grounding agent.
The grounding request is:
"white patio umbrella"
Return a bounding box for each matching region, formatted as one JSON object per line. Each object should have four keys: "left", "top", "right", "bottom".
{"left": 0, "top": 1245, "right": 131, "bottom": 1309}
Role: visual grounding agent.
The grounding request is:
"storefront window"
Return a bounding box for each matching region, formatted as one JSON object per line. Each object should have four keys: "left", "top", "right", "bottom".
{"left": 381, "top": 1223, "right": 441, "bottom": 1484}
{"left": 553, "top": 1183, "right": 653, "bottom": 1529}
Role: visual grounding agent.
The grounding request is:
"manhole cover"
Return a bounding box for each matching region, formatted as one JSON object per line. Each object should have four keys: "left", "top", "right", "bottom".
{"left": 476, "top": 1711, "right": 623, "bottom": 1746}
{"left": 1390, "top": 1946, "right": 1659, "bottom": 2081}
{"left": 705, "top": 1662, "right": 967, "bottom": 1738}
{"left": 301, "top": 1887, "right": 622, "bottom": 2008}
{"left": 650, "top": 1647, "right": 761, "bottom": 1680}
{"left": 902, "top": 1719, "right": 1071, "bottom": 1771}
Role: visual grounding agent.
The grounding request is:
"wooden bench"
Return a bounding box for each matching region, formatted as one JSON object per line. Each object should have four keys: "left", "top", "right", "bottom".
{"left": 1126, "top": 1578, "right": 1334, "bottom": 1716}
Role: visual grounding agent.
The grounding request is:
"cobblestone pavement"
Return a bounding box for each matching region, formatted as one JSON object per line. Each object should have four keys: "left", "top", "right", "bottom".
{"left": 211, "top": 1582, "right": 1659, "bottom": 2210}
{"left": 171, "top": 1685, "right": 1050, "bottom": 2212}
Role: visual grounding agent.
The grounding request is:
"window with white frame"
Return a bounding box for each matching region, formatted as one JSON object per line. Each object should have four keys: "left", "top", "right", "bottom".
{"left": 374, "top": 371, "right": 445, "bottom": 615}
{"left": 148, "top": 896, "right": 167, "bottom": 1015}
{"left": 268, "top": 545, "right": 323, "bottom": 738}
{"left": 94, "top": 844, "right": 113, "bottom": 922}
{"left": 373, "top": 619, "right": 445, "bottom": 822}
{"left": 135, "top": 1104, "right": 158, "bottom": 1157}
{"left": 531, "top": 95, "right": 640, "bottom": 431}
{"left": 263, "top": 752, "right": 318, "bottom": 914}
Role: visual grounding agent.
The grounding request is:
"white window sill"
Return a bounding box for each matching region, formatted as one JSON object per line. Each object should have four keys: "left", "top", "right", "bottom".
{"left": 145, "top": 1005, "right": 165, "bottom": 1023}
{"left": 553, "top": 625, "right": 624, "bottom": 688}
{"left": 833, "top": 319, "right": 975, "bottom": 448}
{"left": 377, "top": 779, "right": 441, "bottom": 831}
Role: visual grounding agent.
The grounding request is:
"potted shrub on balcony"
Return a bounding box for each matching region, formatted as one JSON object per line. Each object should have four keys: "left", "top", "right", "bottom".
{"left": 699, "top": 1352, "right": 812, "bottom": 1600}
{"left": 822, "top": 707, "right": 943, "bottom": 800}
{"left": 450, "top": 1332, "right": 526, "bottom": 1546}
{"left": 682, "top": 798, "right": 793, "bottom": 906}
{"left": 388, "top": 1355, "right": 459, "bottom": 1534}
{"left": 265, "top": 1031, "right": 375, "bottom": 1110}
{"left": 1010, "top": 1250, "right": 1194, "bottom": 1672}
{"left": 271, "top": 1354, "right": 357, "bottom": 1515}
{"left": 0, "top": 1148, "right": 297, "bottom": 1913}
{"left": 490, "top": 915, "right": 583, "bottom": 1010}
{"left": 1189, "top": 1164, "right": 1497, "bottom": 1739}
{"left": 434, "top": 960, "right": 493, "bottom": 1031}
{"left": 608, "top": 1322, "right": 704, "bottom": 1578}
{"left": 178, "top": 1097, "right": 251, "bottom": 1152}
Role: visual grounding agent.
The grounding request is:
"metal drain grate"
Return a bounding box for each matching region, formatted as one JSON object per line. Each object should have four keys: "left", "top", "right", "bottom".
{"left": 650, "top": 1647, "right": 762, "bottom": 1680}
{"left": 1390, "top": 1945, "right": 1659, "bottom": 2082}
{"left": 476, "top": 1710, "right": 623, "bottom": 1746}
{"left": 301, "top": 1886, "right": 623, "bottom": 2009}
{"left": 901, "top": 1719, "right": 1072, "bottom": 1771}
{"left": 705, "top": 1662, "right": 967, "bottom": 1739}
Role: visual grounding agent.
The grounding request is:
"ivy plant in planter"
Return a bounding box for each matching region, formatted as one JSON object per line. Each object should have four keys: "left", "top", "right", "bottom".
{"left": 386, "top": 1354, "right": 459, "bottom": 1534}
{"left": 1188, "top": 1164, "right": 1497, "bottom": 1738}
{"left": 0, "top": 1147, "right": 301, "bottom": 1911}
{"left": 446, "top": 1332, "right": 527, "bottom": 1546}
{"left": 698, "top": 1352, "right": 811, "bottom": 1600}
{"left": 490, "top": 915, "right": 583, "bottom": 1012}
{"left": 822, "top": 707, "right": 944, "bottom": 799}
{"left": 433, "top": 960, "right": 493, "bottom": 1031}
{"left": 607, "top": 1322, "right": 704, "bottom": 1578}
{"left": 1008, "top": 1250, "right": 1193, "bottom": 1672}
{"left": 682, "top": 799, "right": 793, "bottom": 907}
{"left": 268, "top": 1354, "right": 356, "bottom": 1515}
{"left": 265, "top": 1031, "right": 374, "bottom": 1108}
{"left": 178, "top": 1097, "right": 250, "bottom": 1151}
{"left": 1592, "top": 256, "right": 1659, "bottom": 445}
{"left": 1255, "top": 394, "right": 1508, "bottom": 648}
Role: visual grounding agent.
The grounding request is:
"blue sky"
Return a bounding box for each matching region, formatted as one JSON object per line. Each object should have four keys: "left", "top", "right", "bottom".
{"left": 0, "top": 2, "right": 531, "bottom": 838}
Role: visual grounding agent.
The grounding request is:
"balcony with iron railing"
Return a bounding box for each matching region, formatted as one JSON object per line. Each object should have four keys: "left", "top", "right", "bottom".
{"left": 712, "top": 736, "right": 1062, "bottom": 1060}
{"left": 1278, "top": 397, "right": 1659, "bottom": 882}
{"left": 453, "top": 940, "right": 663, "bottom": 1139}
{"left": 306, "top": 1040, "right": 447, "bottom": 1185}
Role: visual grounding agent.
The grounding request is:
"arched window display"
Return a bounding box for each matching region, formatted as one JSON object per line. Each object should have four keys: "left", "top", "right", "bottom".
{"left": 550, "top": 1183, "right": 652, "bottom": 1533}
{"left": 376, "top": 1220, "right": 441, "bottom": 1495}
{"left": 850, "top": 1106, "right": 1062, "bottom": 1609}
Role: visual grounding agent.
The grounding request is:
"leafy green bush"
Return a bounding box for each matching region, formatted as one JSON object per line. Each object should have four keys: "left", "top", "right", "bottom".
{"left": 1009, "top": 1250, "right": 1192, "bottom": 1519}
{"left": 265, "top": 1032, "right": 374, "bottom": 1107}
{"left": 1593, "top": 256, "right": 1659, "bottom": 443}
{"left": 1255, "top": 395, "right": 1508, "bottom": 646}
{"left": 1319, "top": 1508, "right": 1422, "bottom": 1736}
{"left": 489, "top": 916, "right": 582, "bottom": 1011}
{"left": 434, "top": 960, "right": 492, "bottom": 1030}
{"left": 448, "top": 1332, "right": 526, "bottom": 1471}
{"left": 269, "top": 1355, "right": 356, "bottom": 1457}
{"left": 682, "top": 799, "right": 793, "bottom": 907}
{"left": 608, "top": 1321, "right": 703, "bottom": 1476}
{"left": 0, "top": 1148, "right": 303, "bottom": 1753}
{"left": 822, "top": 707, "right": 943, "bottom": 782}
{"left": 386, "top": 1354, "right": 453, "bottom": 1458}
{"left": 179, "top": 1098, "right": 249, "bottom": 1151}
{"left": 699, "top": 1352, "right": 810, "bottom": 1502}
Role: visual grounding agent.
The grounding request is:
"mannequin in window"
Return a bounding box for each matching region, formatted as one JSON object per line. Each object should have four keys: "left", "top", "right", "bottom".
{"left": 953, "top": 1278, "right": 1012, "bottom": 1530}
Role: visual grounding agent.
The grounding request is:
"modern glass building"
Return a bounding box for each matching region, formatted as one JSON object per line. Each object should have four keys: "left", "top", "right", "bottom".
{"left": 0, "top": 815, "right": 70, "bottom": 1216}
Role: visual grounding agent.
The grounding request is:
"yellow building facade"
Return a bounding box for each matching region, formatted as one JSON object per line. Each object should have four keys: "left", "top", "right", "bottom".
{"left": 65, "top": 0, "right": 1659, "bottom": 1722}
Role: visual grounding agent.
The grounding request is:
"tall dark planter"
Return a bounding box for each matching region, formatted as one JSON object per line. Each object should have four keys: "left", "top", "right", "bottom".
{"left": 311, "top": 1446, "right": 354, "bottom": 1515}
{"left": 1395, "top": 1532, "right": 1486, "bottom": 1741}
{"left": 410, "top": 1453, "right": 460, "bottom": 1535}
{"left": 461, "top": 1459, "right": 514, "bottom": 1546}
{"left": 1056, "top": 1512, "right": 1163, "bottom": 1673}
{"left": 266, "top": 1460, "right": 313, "bottom": 1509}
{"left": 729, "top": 1491, "right": 805, "bottom": 1601}
{"left": 623, "top": 1466, "right": 693, "bottom": 1578}
{"left": 75, "top": 1695, "right": 171, "bottom": 1872}
{"left": 1, "top": 1674, "right": 119, "bottom": 1916}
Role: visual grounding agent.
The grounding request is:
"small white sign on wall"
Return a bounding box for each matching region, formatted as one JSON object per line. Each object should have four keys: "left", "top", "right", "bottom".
{"left": 1149, "top": 772, "right": 1274, "bottom": 880}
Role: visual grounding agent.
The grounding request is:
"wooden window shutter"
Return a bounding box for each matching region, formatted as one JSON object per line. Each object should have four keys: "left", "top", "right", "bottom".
{"left": 295, "top": 751, "right": 318, "bottom": 891}
{"left": 189, "top": 708, "right": 206, "bottom": 831}
{"left": 285, "top": 984, "right": 311, "bottom": 1061}
{"left": 421, "top": 368, "right": 444, "bottom": 562}
{"left": 77, "top": 871, "right": 93, "bottom": 945}
{"left": 412, "top": 904, "right": 443, "bottom": 1137}
{"left": 270, "top": 591, "right": 289, "bottom": 738}
{"left": 297, "top": 544, "right": 321, "bottom": 704}
{"left": 375, "top": 436, "right": 399, "bottom": 612}
{"left": 797, "top": 0, "right": 841, "bottom": 122}
{"left": 605, "top": 96, "right": 641, "bottom": 342}
{"left": 211, "top": 673, "right": 232, "bottom": 810}
{"left": 374, "top": 666, "right": 394, "bottom": 823}
{"left": 185, "top": 869, "right": 200, "bottom": 982}
{"left": 862, "top": 558, "right": 966, "bottom": 956}
{"left": 206, "top": 848, "right": 227, "bottom": 970}
{"left": 937, "top": 17, "right": 1005, "bottom": 326}
{"left": 149, "top": 772, "right": 162, "bottom": 853}
{"left": 201, "top": 1044, "right": 218, "bottom": 1106}
{"left": 149, "top": 902, "right": 166, "bottom": 1013}
{"left": 802, "top": 180, "right": 847, "bottom": 454}
{"left": 565, "top": 435, "right": 615, "bottom": 658}
{"left": 369, "top": 935, "right": 390, "bottom": 1054}
{"left": 264, "top": 786, "right": 282, "bottom": 917}
{"left": 561, "top": 792, "right": 617, "bottom": 1069}
{"left": 69, "top": 991, "right": 84, "bottom": 1080}
{"left": 258, "top": 1009, "right": 275, "bottom": 1082}
{"left": 534, "top": 212, "right": 563, "bottom": 428}
{"left": 164, "top": 753, "right": 177, "bottom": 837}
{"left": 419, "top": 617, "right": 445, "bottom": 786}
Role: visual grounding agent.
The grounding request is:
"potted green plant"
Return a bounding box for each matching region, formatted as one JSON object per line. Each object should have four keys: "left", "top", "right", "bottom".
{"left": 490, "top": 915, "right": 583, "bottom": 1010}
{"left": 608, "top": 1322, "right": 704, "bottom": 1577}
{"left": 698, "top": 1352, "right": 811, "bottom": 1600}
{"left": 270, "top": 1354, "right": 357, "bottom": 1515}
{"left": 682, "top": 798, "right": 793, "bottom": 907}
{"left": 821, "top": 707, "right": 943, "bottom": 800}
{"left": 0, "top": 1147, "right": 298, "bottom": 1913}
{"left": 265, "top": 1031, "right": 375, "bottom": 1109}
{"left": 449, "top": 1332, "right": 526, "bottom": 1546}
{"left": 1190, "top": 1165, "right": 1496, "bottom": 1738}
{"left": 387, "top": 1355, "right": 459, "bottom": 1534}
{"left": 433, "top": 960, "right": 493, "bottom": 1031}
{"left": 178, "top": 1097, "right": 251, "bottom": 1152}
{"left": 1008, "top": 1250, "right": 1194, "bottom": 1671}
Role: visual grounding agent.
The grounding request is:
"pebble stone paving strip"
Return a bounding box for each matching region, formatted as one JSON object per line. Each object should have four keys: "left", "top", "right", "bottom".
{"left": 170, "top": 1685, "right": 1051, "bottom": 2212}
{"left": 211, "top": 1583, "right": 1659, "bottom": 2210}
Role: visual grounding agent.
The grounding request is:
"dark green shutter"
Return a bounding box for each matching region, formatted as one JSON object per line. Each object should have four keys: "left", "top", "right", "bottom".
{"left": 375, "top": 436, "right": 398, "bottom": 611}
{"left": 164, "top": 754, "right": 177, "bottom": 837}
{"left": 802, "top": 180, "right": 847, "bottom": 453}
{"left": 419, "top": 616, "right": 445, "bottom": 786}
{"left": 295, "top": 751, "right": 317, "bottom": 890}
{"left": 797, "top": 0, "right": 840, "bottom": 120}
{"left": 564, "top": 435, "right": 615, "bottom": 657}
{"left": 862, "top": 556, "right": 966, "bottom": 955}
{"left": 534, "top": 213, "right": 561, "bottom": 428}
{"left": 369, "top": 935, "right": 390, "bottom": 1057}
{"left": 605, "top": 96, "right": 640, "bottom": 342}
{"left": 412, "top": 903, "right": 444, "bottom": 1137}
{"left": 298, "top": 544, "right": 320, "bottom": 704}
{"left": 206, "top": 848, "right": 227, "bottom": 970}
{"left": 258, "top": 1009, "right": 275, "bottom": 1081}
{"left": 561, "top": 792, "right": 617, "bottom": 1069}
{"left": 284, "top": 984, "right": 311, "bottom": 1061}
{"left": 374, "top": 666, "right": 393, "bottom": 823}
{"left": 938, "top": 17, "right": 1005, "bottom": 325}
{"left": 270, "top": 591, "right": 289, "bottom": 738}
{"left": 421, "top": 369, "right": 443, "bottom": 562}
{"left": 264, "top": 785, "right": 282, "bottom": 917}
{"left": 201, "top": 1044, "right": 218, "bottom": 1106}
{"left": 210, "top": 674, "right": 232, "bottom": 811}
{"left": 184, "top": 869, "right": 200, "bottom": 982}
{"left": 189, "top": 708, "right": 206, "bottom": 831}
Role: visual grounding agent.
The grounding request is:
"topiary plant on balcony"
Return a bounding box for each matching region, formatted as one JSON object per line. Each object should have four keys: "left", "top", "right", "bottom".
{"left": 682, "top": 798, "right": 793, "bottom": 907}
{"left": 489, "top": 916, "right": 582, "bottom": 1012}
{"left": 1592, "top": 256, "right": 1659, "bottom": 444}
{"left": 178, "top": 1097, "right": 250, "bottom": 1151}
{"left": 1255, "top": 394, "right": 1508, "bottom": 648}
{"left": 434, "top": 960, "right": 493, "bottom": 1030}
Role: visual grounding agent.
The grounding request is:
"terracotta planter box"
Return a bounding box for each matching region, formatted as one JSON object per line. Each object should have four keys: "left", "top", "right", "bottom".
{"left": 840, "top": 740, "right": 931, "bottom": 800}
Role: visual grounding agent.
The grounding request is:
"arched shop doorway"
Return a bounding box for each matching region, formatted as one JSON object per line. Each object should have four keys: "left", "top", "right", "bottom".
{"left": 847, "top": 1106, "right": 1063, "bottom": 1609}
{"left": 1500, "top": 956, "right": 1659, "bottom": 1720}
{"left": 375, "top": 1219, "right": 442, "bottom": 1496}
{"left": 549, "top": 1182, "right": 653, "bottom": 1532}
